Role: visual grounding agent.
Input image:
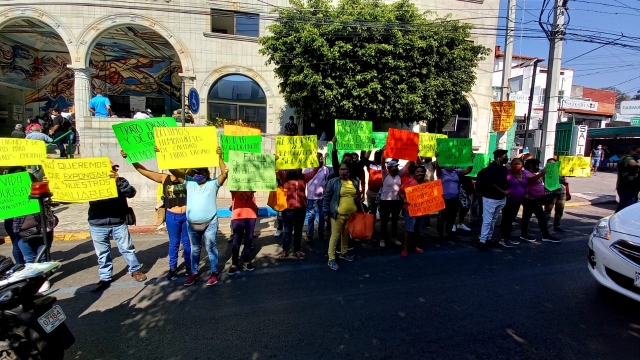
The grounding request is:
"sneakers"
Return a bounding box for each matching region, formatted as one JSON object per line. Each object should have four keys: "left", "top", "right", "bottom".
{"left": 274, "top": 230, "right": 282, "bottom": 237}
{"left": 185, "top": 264, "right": 192, "bottom": 276}
{"left": 206, "top": 273, "right": 219, "bottom": 286}
{"left": 327, "top": 260, "right": 339, "bottom": 271}
{"left": 91, "top": 280, "right": 112, "bottom": 292}
{"left": 243, "top": 262, "right": 255, "bottom": 271}
{"left": 131, "top": 270, "right": 147, "bottom": 282}
{"left": 394, "top": 239, "right": 402, "bottom": 246}
{"left": 554, "top": 227, "right": 565, "bottom": 233}
{"left": 228, "top": 266, "right": 237, "bottom": 276}
{"left": 401, "top": 250, "right": 408, "bottom": 257}
{"left": 414, "top": 247, "right": 424, "bottom": 254}
{"left": 166, "top": 268, "right": 178, "bottom": 280}
{"left": 184, "top": 273, "right": 199, "bottom": 286}
{"left": 339, "top": 253, "right": 354, "bottom": 262}
{"left": 452, "top": 225, "right": 457, "bottom": 232}
{"left": 520, "top": 234, "right": 537, "bottom": 243}
{"left": 542, "top": 234, "right": 561, "bottom": 243}
{"left": 458, "top": 224, "right": 471, "bottom": 231}
{"left": 509, "top": 239, "right": 521, "bottom": 245}
{"left": 498, "top": 240, "right": 513, "bottom": 248}
{"left": 379, "top": 240, "right": 386, "bottom": 248}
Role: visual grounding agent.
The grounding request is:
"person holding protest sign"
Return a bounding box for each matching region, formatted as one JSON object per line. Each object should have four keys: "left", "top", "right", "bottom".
{"left": 378, "top": 157, "right": 410, "bottom": 248}
{"left": 120, "top": 150, "right": 191, "bottom": 281}
{"left": 476, "top": 149, "right": 509, "bottom": 250}
{"left": 434, "top": 153, "right": 473, "bottom": 240}
{"left": 500, "top": 158, "right": 528, "bottom": 247}
{"left": 520, "top": 159, "right": 559, "bottom": 243}
{"left": 166, "top": 147, "right": 228, "bottom": 287}
{"left": 543, "top": 158, "right": 568, "bottom": 232}
{"left": 399, "top": 165, "right": 427, "bottom": 257}
{"left": 276, "top": 165, "right": 320, "bottom": 260}
{"left": 323, "top": 162, "right": 361, "bottom": 270}
{"left": 89, "top": 161, "right": 147, "bottom": 292}
{"left": 304, "top": 152, "right": 331, "bottom": 241}
{"left": 360, "top": 148, "right": 383, "bottom": 219}
{"left": 229, "top": 190, "right": 257, "bottom": 275}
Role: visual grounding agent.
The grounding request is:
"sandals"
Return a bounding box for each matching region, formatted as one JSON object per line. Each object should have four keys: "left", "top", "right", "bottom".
{"left": 278, "top": 251, "right": 306, "bottom": 260}
{"left": 278, "top": 251, "right": 288, "bottom": 259}
{"left": 295, "top": 251, "right": 306, "bottom": 260}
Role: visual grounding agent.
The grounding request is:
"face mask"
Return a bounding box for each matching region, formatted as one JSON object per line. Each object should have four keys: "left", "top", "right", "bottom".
{"left": 501, "top": 158, "right": 508, "bottom": 165}
{"left": 511, "top": 164, "right": 523, "bottom": 172}
{"left": 532, "top": 167, "right": 540, "bottom": 173}
{"left": 318, "top": 161, "right": 324, "bottom": 166}
{"left": 193, "top": 174, "right": 207, "bottom": 184}
{"left": 390, "top": 168, "right": 399, "bottom": 175}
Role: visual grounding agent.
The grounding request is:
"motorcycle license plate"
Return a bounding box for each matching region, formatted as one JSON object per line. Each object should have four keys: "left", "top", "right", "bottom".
{"left": 38, "top": 305, "right": 66, "bottom": 333}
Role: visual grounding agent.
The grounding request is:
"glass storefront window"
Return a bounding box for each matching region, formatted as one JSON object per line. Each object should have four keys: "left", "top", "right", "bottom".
{"left": 207, "top": 74, "right": 267, "bottom": 132}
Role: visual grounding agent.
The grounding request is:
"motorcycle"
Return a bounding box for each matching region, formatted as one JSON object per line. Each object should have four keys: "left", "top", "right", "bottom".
{"left": 0, "top": 258, "right": 75, "bottom": 359}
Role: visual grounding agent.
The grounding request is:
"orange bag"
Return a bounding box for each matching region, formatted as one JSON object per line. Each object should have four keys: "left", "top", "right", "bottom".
{"left": 348, "top": 212, "right": 374, "bottom": 241}
{"left": 267, "top": 186, "right": 288, "bottom": 212}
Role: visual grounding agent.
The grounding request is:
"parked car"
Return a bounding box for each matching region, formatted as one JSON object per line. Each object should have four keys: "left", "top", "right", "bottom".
{"left": 588, "top": 203, "right": 640, "bottom": 302}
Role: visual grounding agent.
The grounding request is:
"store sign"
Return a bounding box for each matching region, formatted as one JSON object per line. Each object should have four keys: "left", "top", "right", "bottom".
{"left": 620, "top": 100, "right": 640, "bottom": 115}
{"left": 632, "top": 118, "right": 640, "bottom": 126}
{"left": 613, "top": 113, "right": 640, "bottom": 123}
{"left": 561, "top": 98, "right": 598, "bottom": 111}
{"left": 509, "top": 94, "right": 530, "bottom": 103}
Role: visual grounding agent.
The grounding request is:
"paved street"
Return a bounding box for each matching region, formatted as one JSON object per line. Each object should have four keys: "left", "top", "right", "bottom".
{"left": 1, "top": 203, "right": 638, "bottom": 359}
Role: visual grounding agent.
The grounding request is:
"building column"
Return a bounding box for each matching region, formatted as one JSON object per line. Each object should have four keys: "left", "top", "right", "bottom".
{"left": 68, "top": 65, "right": 95, "bottom": 119}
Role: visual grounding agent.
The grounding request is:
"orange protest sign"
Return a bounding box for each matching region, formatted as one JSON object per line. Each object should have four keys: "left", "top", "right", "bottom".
{"left": 223, "top": 124, "right": 261, "bottom": 136}
{"left": 405, "top": 180, "right": 446, "bottom": 217}
{"left": 491, "top": 101, "right": 516, "bottom": 132}
{"left": 383, "top": 128, "right": 419, "bottom": 161}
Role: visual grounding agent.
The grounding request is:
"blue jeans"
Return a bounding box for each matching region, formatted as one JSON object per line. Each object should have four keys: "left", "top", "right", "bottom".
{"left": 283, "top": 208, "right": 306, "bottom": 252}
{"left": 166, "top": 211, "right": 191, "bottom": 269}
{"left": 187, "top": 217, "right": 219, "bottom": 275}
{"left": 90, "top": 223, "right": 142, "bottom": 281}
{"left": 18, "top": 231, "right": 53, "bottom": 263}
{"left": 616, "top": 188, "right": 639, "bottom": 213}
{"left": 305, "top": 199, "right": 325, "bottom": 237}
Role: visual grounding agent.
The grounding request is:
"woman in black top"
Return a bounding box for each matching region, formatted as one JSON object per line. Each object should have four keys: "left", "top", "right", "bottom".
{"left": 120, "top": 150, "right": 191, "bottom": 280}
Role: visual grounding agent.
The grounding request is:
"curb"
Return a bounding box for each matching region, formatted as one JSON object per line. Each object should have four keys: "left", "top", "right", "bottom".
{"left": 564, "top": 199, "right": 617, "bottom": 208}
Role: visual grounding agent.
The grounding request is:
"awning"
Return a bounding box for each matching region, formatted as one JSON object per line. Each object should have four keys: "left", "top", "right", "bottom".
{"left": 587, "top": 126, "right": 640, "bottom": 139}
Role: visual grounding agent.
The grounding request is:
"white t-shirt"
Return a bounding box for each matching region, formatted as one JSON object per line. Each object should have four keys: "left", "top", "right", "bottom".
{"left": 133, "top": 112, "right": 150, "bottom": 119}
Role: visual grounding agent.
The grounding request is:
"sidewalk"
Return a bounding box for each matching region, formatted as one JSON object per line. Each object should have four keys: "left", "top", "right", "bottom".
{"left": 1, "top": 173, "right": 620, "bottom": 242}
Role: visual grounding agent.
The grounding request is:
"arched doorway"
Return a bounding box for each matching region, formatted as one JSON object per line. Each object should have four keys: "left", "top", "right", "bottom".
{"left": 207, "top": 74, "right": 267, "bottom": 132}
{"left": 0, "top": 17, "right": 73, "bottom": 135}
{"left": 85, "top": 25, "right": 183, "bottom": 118}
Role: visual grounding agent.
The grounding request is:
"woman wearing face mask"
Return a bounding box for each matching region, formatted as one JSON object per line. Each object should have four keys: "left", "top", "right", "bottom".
{"left": 434, "top": 153, "right": 473, "bottom": 240}
{"left": 228, "top": 190, "right": 257, "bottom": 275}
{"left": 500, "top": 158, "right": 527, "bottom": 247}
{"left": 323, "top": 162, "right": 360, "bottom": 270}
{"left": 399, "top": 165, "right": 428, "bottom": 257}
{"left": 121, "top": 150, "right": 191, "bottom": 280}
{"left": 520, "top": 159, "right": 559, "bottom": 243}
{"left": 276, "top": 166, "right": 320, "bottom": 259}
{"left": 378, "top": 156, "right": 409, "bottom": 248}
{"left": 167, "top": 147, "right": 228, "bottom": 287}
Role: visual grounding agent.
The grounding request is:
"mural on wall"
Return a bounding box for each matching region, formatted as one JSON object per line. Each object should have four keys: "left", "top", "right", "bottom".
{"left": 0, "top": 20, "right": 181, "bottom": 116}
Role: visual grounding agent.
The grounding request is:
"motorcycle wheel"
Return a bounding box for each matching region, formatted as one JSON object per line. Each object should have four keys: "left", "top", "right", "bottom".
{"left": 3, "top": 325, "right": 64, "bottom": 360}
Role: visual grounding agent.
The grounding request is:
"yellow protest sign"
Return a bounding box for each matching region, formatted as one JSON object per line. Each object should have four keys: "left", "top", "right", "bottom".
{"left": 0, "top": 138, "right": 47, "bottom": 166}
{"left": 154, "top": 127, "right": 219, "bottom": 170}
{"left": 419, "top": 133, "right": 447, "bottom": 157}
{"left": 491, "top": 101, "right": 516, "bottom": 132}
{"left": 41, "top": 157, "right": 118, "bottom": 203}
{"left": 558, "top": 156, "right": 591, "bottom": 177}
{"left": 224, "top": 124, "right": 261, "bottom": 136}
{"left": 275, "top": 135, "right": 319, "bottom": 169}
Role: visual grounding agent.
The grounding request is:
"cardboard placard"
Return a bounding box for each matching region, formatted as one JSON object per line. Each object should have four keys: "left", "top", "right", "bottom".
{"left": 491, "top": 101, "right": 516, "bottom": 132}
{"left": 0, "top": 172, "right": 40, "bottom": 220}
{"left": 220, "top": 135, "right": 262, "bottom": 162}
{"left": 112, "top": 117, "right": 177, "bottom": 164}
{"left": 436, "top": 138, "right": 473, "bottom": 167}
{"left": 0, "top": 138, "right": 47, "bottom": 167}
{"left": 41, "top": 157, "right": 118, "bottom": 203}
{"left": 558, "top": 156, "right": 591, "bottom": 177}
{"left": 275, "top": 135, "right": 319, "bottom": 169}
{"left": 335, "top": 119, "right": 373, "bottom": 151}
{"left": 383, "top": 128, "right": 419, "bottom": 161}
{"left": 224, "top": 124, "right": 261, "bottom": 136}
{"left": 405, "top": 180, "right": 446, "bottom": 217}
{"left": 228, "top": 151, "right": 277, "bottom": 191}
{"left": 544, "top": 161, "right": 562, "bottom": 191}
{"left": 154, "top": 127, "right": 219, "bottom": 169}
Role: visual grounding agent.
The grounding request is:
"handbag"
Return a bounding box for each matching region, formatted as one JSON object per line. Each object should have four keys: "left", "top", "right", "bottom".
{"left": 188, "top": 218, "right": 213, "bottom": 232}
{"left": 18, "top": 214, "right": 59, "bottom": 243}
{"left": 267, "top": 186, "right": 288, "bottom": 212}
{"left": 154, "top": 201, "right": 166, "bottom": 226}
{"left": 347, "top": 212, "right": 374, "bottom": 241}
{"left": 126, "top": 207, "right": 136, "bottom": 226}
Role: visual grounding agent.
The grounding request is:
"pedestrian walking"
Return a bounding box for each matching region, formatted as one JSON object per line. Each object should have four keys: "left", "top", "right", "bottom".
{"left": 434, "top": 154, "right": 473, "bottom": 240}
{"left": 89, "top": 160, "right": 146, "bottom": 292}
{"left": 476, "top": 149, "right": 509, "bottom": 250}
{"left": 543, "top": 158, "right": 568, "bottom": 232}
{"left": 500, "top": 158, "right": 527, "bottom": 247}
{"left": 591, "top": 145, "right": 604, "bottom": 173}
{"left": 520, "top": 159, "right": 559, "bottom": 243}
{"left": 615, "top": 145, "right": 640, "bottom": 213}
{"left": 323, "top": 162, "right": 360, "bottom": 270}
{"left": 229, "top": 190, "right": 257, "bottom": 275}
{"left": 121, "top": 150, "right": 191, "bottom": 280}
{"left": 399, "top": 165, "right": 427, "bottom": 257}
{"left": 48, "top": 108, "right": 72, "bottom": 158}
{"left": 167, "top": 147, "right": 228, "bottom": 286}
{"left": 304, "top": 152, "right": 330, "bottom": 241}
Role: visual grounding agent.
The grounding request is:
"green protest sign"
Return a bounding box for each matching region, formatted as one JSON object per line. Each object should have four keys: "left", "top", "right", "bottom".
{"left": 372, "top": 132, "right": 388, "bottom": 148}
{"left": 544, "top": 161, "right": 562, "bottom": 191}
{"left": 0, "top": 172, "right": 40, "bottom": 220}
{"left": 436, "top": 138, "right": 473, "bottom": 167}
{"left": 335, "top": 119, "right": 373, "bottom": 151}
{"left": 468, "top": 153, "right": 490, "bottom": 178}
{"left": 220, "top": 135, "right": 262, "bottom": 162}
{"left": 228, "top": 151, "right": 277, "bottom": 191}
{"left": 326, "top": 142, "right": 351, "bottom": 166}
{"left": 112, "top": 117, "right": 178, "bottom": 164}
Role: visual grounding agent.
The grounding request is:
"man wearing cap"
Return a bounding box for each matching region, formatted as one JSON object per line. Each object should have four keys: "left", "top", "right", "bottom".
{"left": 11, "top": 124, "right": 26, "bottom": 138}
{"left": 89, "top": 160, "right": 147, "bottom": 292}
{"left": 475, "top": 149, "right": 510, "bottom": 250}
{"left": 133, "top": 109, "right": 152, "bottom": 119}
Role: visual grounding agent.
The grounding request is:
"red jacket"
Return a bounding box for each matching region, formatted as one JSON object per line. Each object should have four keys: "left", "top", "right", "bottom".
{"left": 277, "top": 169, "right": 319, "bottom": 210}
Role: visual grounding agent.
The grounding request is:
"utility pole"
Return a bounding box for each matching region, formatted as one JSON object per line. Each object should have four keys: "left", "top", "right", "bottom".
{"left": 539, "top": 0, "right": 567, "bottom": 161}
{"left": 524, "top": 58, "right": 543, "bottom": 149}
{"left": 496, "top": 0, "right": 516, "bottom": 150}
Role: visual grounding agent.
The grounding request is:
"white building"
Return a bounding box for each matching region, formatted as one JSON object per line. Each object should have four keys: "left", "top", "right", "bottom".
{"left": 0, "top": 0, "right": 500, "bottom": 200}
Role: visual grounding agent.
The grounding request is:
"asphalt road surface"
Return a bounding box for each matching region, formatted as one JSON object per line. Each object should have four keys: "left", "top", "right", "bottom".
{"left": 2, "top": 203, "right": 638, "bottom": 360}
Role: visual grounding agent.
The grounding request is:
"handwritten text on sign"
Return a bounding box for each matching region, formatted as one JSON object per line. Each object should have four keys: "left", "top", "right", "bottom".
{"left": 276, "top": 135, "right": 319, "bottom": 169}
{"left": 154, "top": 127, "right": 219, "bottom": 169}
{"left": 419, "top": 133, "right": 447, "bottom": 158}
{"left": 335, "top": 119, "right": 373, "bottom": 151}
{"left": 384, "top": 128, "right": 419, "bottom": 161}
{"left": 220, "top": 135, "right": 262, "bottom": 162}
{"left": 436, "top": 138, "right": 473, "bottom": 167}
{"left": 224, "top": 124, "right": 261, "bottom": 136}
{"left": 0, "top": 172, "right": 40, "bottom": 220}
{"left": 468, "top": 153, "right": 490, "bottom": 178}
{"left": 228, "top": 151, "right": 277, "bottom": 191}
{"left": 491, "top": 101, "right": 516, "bottom": 132}
{"left": 558, "top": 156, "right": 591, "bottom": 177}
{"left": 0, "top": 138, "right": 47, "bottom": 167}
{"left": 544, "top": 161, "right": 562, "bottom": 191}
{"left": 405, "top": 180, "right": 446, "bottom": 217}
{"left": 112, "top": 117, "right": 177, "bottom": 164}
{"left": 372, "top": 132, "right": 388, "bottom": 148}
{"left": 41, "top": 157, "right": 117, "bottom": 203}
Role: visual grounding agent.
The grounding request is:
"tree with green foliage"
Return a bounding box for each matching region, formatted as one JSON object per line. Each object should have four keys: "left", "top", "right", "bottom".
{"left": 259, "top": 0, "right": 490, "bottom": 132}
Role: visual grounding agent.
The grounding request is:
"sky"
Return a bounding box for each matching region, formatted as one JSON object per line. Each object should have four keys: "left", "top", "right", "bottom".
{"left": 497, "top": 0, "right": 640, "bottom": 96}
